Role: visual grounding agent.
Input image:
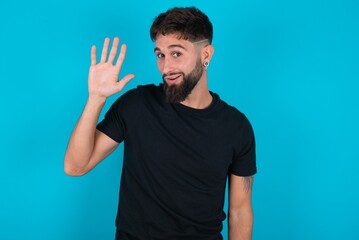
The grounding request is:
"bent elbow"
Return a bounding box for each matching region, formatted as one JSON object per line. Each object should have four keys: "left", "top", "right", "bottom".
{"left": 64, "top": 156, "right": 87, "bottom": 177}
{"left": 64, "top": 167, "right": 85, "bottom": 177}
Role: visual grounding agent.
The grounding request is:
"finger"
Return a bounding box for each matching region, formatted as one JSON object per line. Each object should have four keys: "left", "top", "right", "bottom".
{"left": 116, "top": 74, "right": 135, "bottom": 92}
{"left": 100, "top": 38, "right": 110, "bottom": 63}
{"left": 108, "top": 37, "right": 119, "bottom": 64}
{"left": 91, "top": 45, "right": 97, "bottom": 66}
{"left": 115, "top": 44, "right": 127, "bottom": 70}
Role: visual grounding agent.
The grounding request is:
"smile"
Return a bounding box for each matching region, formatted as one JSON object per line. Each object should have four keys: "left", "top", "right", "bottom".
{"left": 164, "top": 73, "right": 183, "bottom": 83}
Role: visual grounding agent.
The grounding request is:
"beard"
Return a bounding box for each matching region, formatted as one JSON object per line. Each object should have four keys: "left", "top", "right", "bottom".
{"left": 162, "top": 58, "right": 204, "bottom": 103}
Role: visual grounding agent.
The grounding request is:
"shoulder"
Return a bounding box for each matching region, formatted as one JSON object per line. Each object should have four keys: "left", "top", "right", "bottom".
{"left": 108, "top": 84, "right": 164, "bottom": 118}
{"left": 214, "top": 94, "right": 250, "bottom": 125}
{"left": 119, "top": 83, "right": 158, "bottom": 97}
{"left": 211, "top": 94, "right": 255, "bottom": 142}
{"left": 113, "top": 84, "right": 159, "bottom": 105}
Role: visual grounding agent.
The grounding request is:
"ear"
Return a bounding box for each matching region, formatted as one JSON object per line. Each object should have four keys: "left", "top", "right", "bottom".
{"left": 201, "top": 44, "right": 214, "bottom": 63}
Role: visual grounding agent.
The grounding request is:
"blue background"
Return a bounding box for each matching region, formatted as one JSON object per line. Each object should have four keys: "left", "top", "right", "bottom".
{"left": 1, "top": 0, "right": 358, "bottom": 239}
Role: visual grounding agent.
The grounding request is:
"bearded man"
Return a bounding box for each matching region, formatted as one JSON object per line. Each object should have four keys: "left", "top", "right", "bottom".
{"left": 64, "top": 7, "right": 256, "bottom": 240}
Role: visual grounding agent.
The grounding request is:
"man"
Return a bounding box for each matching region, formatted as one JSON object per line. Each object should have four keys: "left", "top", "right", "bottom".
{"left": 64, "top": 7, "right": 256, "bottom": 240}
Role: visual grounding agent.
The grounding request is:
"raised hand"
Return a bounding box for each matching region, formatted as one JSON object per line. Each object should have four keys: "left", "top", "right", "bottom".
{"left": 88, "top": 37, "right": 135, "bottom": 100}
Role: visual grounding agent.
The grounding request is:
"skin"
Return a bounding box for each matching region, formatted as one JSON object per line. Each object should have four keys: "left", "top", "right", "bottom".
{"left": 64, "top": 35, "right": 254, "bottom": 240}
{"left": 228, "top": 175, "right": 254, "bottom": 240}
{"left": 154, "top": 34, "right": 214, "bottom": 108}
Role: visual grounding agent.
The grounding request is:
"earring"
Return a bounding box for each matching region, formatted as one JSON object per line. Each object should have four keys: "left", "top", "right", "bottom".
{"left": 203, "top": 61, "right": 209, "bottom": 69}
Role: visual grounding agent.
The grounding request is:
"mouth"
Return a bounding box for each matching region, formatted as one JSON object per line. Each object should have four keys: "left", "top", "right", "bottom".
{"left": 163, "top": 73, "right": 183, "bottom": 84}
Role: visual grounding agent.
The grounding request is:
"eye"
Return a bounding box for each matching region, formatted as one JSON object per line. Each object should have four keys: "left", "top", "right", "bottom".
{"left": 172, "top": 52, "right": 182, "bottom": 58}
{"left": 156, "top": 53, "right": 164, "bottom": 59}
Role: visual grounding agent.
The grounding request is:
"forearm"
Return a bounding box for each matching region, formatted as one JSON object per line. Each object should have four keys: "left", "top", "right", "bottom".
{"left": 228, "top": 209, "right": 253, "bottom": 240}
{"left": 64, "top": 96, "right": 106, "bottom": 175}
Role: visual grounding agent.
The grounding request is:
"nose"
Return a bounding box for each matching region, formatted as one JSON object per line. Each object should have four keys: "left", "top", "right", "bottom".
{"left": 162, "top": 58, "right": 175, "bottom": 75}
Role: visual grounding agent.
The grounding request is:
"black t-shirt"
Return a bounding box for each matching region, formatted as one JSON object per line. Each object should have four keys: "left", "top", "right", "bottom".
{"left": 97, "top": 84, "right": 256, "bottom": 240}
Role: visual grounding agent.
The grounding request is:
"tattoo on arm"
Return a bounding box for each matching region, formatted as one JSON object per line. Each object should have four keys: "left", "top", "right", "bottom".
{"left": 242, "top": 176, "right": 254, "bottom": 193}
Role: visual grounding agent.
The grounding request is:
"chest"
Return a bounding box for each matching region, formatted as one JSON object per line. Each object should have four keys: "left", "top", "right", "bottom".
{"left": 125, "top": 106, "right": 236, "bottom": 187}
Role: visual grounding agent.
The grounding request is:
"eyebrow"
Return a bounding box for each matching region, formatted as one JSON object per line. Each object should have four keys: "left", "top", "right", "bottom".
{"left": 154, "top": 44, "right": 187, "bottom": 52}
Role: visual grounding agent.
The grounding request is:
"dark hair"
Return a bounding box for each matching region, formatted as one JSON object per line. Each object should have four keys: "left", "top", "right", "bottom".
{"left": 150, "top": 7, "right": 213, "bottom": 44}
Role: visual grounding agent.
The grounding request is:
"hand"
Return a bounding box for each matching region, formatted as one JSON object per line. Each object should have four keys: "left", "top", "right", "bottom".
{"left": 88, "top": 37, "right": 135, "bottom": 100}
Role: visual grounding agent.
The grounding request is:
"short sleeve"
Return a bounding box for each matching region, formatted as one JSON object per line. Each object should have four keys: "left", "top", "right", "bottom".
{"left": 97, "top": 88, "right": 140, "bottom": 143}
{"left": 229, "top": 116, "right": 257, "bottom": 176}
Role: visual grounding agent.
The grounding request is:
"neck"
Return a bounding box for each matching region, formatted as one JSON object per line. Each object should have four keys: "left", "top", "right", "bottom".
{"left": 180, "top": 76, "right": 212, "bottom": 109}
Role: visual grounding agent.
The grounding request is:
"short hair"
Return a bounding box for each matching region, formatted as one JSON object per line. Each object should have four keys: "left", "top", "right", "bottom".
{"left": 150, "top": 7, "right": 213, "bottom": 44}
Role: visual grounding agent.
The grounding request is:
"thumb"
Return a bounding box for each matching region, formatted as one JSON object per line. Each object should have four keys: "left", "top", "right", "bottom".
{"left": 116, "top": 74, "right": 135, "bottom": 92}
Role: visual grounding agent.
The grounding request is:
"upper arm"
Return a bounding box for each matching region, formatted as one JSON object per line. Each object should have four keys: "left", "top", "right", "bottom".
{"left": 80, "top": 130, "right": 119, "bottom": 175}
{"left": 228, "top": 174, "right": 254, "bottom": 216}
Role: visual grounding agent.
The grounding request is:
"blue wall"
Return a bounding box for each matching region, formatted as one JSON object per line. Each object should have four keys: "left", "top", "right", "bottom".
{"left": 1, "top": 0, "right": 358, "bottom": 239}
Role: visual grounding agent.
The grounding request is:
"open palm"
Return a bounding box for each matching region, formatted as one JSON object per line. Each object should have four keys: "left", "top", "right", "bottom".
{"left": 88, "top": 37, "right": 134, "bottom": 99}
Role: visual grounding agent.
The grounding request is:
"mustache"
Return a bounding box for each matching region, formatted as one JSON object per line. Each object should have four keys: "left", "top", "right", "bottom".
{"left": 162, "top": 72, "right": 184, "bottom": 80}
